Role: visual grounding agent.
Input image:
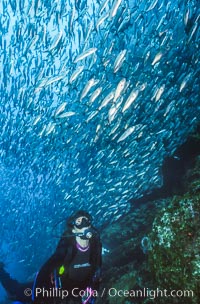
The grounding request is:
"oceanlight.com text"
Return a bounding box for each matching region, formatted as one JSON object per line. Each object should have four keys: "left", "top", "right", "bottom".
{"left": 106, "top": 287, "right": 194, "bottom": 300}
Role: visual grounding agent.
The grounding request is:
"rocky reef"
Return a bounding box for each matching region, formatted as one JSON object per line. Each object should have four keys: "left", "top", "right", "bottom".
{"left": 148, "top": 165, "right": 200, "bottom": 304}
{"left": 99, "top": 129, "right": 200, "bottom": 304}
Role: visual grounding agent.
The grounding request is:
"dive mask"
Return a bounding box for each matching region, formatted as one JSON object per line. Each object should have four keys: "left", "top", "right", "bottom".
{"left": 73, "top": 216, "right": 91, "bottom": 229}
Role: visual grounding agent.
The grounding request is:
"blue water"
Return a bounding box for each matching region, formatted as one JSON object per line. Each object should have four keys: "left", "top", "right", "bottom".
{"left": 0, "top": 0, "right": 199, "bottom": 301}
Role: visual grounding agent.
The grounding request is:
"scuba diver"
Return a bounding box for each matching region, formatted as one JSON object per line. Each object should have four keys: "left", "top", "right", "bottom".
{"left": 0, "top": 210, "right": 102, "bottom": 304}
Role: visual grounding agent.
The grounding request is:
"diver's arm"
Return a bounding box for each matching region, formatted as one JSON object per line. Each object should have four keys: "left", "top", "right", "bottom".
{"left": 0, "top": 265, "right": 23, "bottom": 296}
{"left": 0, "top": 264, "right": 33, "bottom": 302}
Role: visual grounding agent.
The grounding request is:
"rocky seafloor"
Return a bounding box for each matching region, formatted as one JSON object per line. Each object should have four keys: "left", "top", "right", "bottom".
{"left": 99, "top": 127, "right": 200, "bottom": 304}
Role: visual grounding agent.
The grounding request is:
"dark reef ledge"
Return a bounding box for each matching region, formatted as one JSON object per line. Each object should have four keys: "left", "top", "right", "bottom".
{"left": 99, "top": 125, "right": 200, "bottom": 304}
{"left": 130, "top": 124, "right": 200, "bottom": 205}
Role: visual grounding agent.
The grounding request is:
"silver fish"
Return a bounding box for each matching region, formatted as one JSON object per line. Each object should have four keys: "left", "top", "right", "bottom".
{"left": 74, "top": 48, "right": 98, "bottom": 63}
{"left": 187, "top": 18, "right": 199, "bottom": 43}
{"left": 117, "top": 126, "right": 136, "bottom": 143}
{"left": 45, "top": 122, "right": 55, "bottom": 136}
{"left": 80, "top": 78, "right": 99, "bottom": 100}
{"left": 33, "top": 115, "right": 42, "bottom": 126}
{"left": 98, "top": 0, "right": 110, "bottom": 15}
{"left": 54, "top": 102, "right": 67, "bottom": 117}
{"left": 113, "top": 49, "right": 127, "bottom": 73}
{"left": 155, "top": 84, "right": 165, "bottom": 101}
{"left": 152, "top": 51, "right": 163, "bottom": 66}
{"left": 0, "top": 0, "right": 199, "bottom": 264}
{"left": 89, "top": 87, "right": 102, "bottom": 104}
{"left": 99, "top": 91, "right": 114, "bottom": 110}
{"left": 114, "top": 78, "right": 126, "bottom": 102}
{"left": 146, "top": 0, "right": 159, "bottom": 12}
{"left": 35, "top": 74, "right": 65, "bottom": 92}
{"left": 69, "top": 66, "right": 84, "bottom": 84}
{"left": 108, "top": 106, "right": 118, "bottom": 124}
{"left": 96, "top": 13, "right": 109, "bottom": 30}
{"left": 179, "top": 73, "right": 192, "bottom": 92}
{"left": 86, "top": 110, "right": 99, "bottom": 123}
{"left": 110, "top": 0, "right": 123, "bottom": 18}
{"left": 184, "top": 8, "right": 190, "bottom": 27}
{"left": 49, "top": 31, "right": 63, "bottom": 51}
{"left": 122, "top": 88, "right": 139, "bottom": 113}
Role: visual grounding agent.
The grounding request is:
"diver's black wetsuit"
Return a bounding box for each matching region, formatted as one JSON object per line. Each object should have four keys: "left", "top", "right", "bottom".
{"left": 34, "top": 232, "right": 102, "bottom": 304}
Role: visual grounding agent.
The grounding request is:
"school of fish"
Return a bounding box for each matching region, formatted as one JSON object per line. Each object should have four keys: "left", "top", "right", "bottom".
{"left": 0, "top": 0, "right": 199, "bottom": 277}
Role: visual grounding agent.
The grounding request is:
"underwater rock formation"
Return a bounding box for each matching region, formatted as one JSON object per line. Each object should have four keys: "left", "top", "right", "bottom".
{"left": 100, "top": 135, "right": 200, "bottom": 304}
{"left": 148, "top": 168, "right": 200, "bottom": 303}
